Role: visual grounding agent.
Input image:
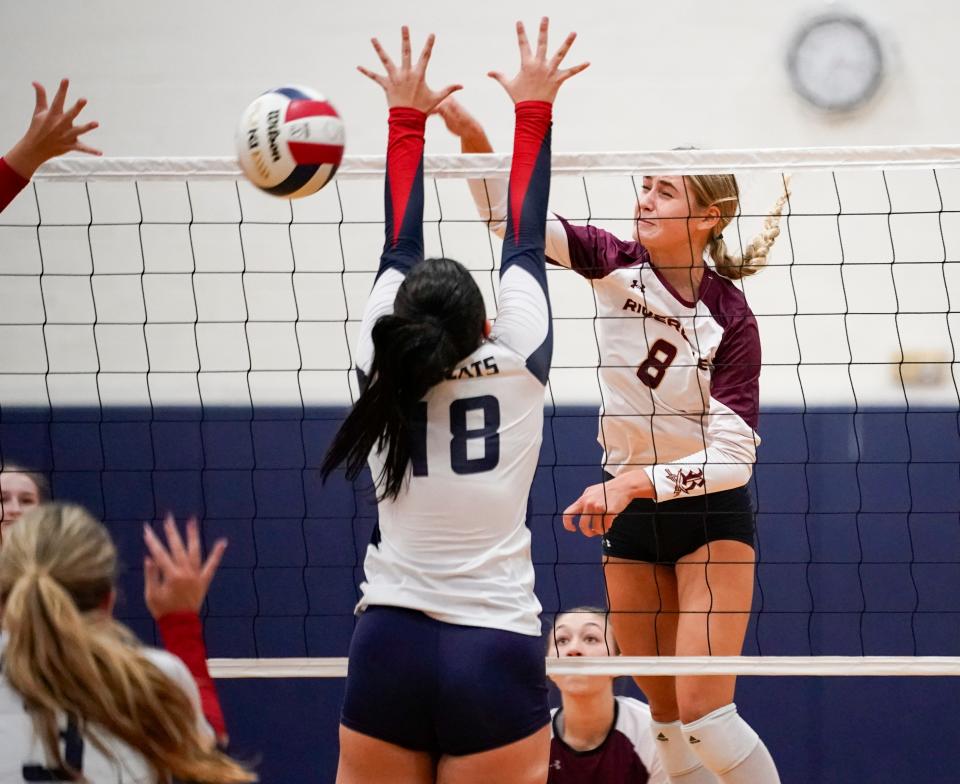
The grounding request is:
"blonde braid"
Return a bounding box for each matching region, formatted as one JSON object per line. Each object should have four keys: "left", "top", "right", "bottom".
{"left": 711, "top": 177, "right": 792, "bottom": 280}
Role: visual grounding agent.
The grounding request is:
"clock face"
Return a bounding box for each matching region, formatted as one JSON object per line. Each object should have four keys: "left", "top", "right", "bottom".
{"left": 787, "top": 13, "right": 885, "bottom": 112}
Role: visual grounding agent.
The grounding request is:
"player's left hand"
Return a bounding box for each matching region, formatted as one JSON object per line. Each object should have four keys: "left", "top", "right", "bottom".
{"left": 562, "top": 471, "right": 654, "bottom": 537}
{"left": 488, "top": 17, "right": 589, "bottom": 105}
{"left": 143, "top": 514, "right": 227, "bottom": 619}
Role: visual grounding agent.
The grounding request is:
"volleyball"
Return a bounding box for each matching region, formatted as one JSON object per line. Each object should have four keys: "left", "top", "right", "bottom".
{"left": 235, "top": 85, "right": 345, "bottom": 198}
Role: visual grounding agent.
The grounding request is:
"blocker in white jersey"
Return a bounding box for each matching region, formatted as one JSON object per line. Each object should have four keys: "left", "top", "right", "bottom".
{"left": 323, "top": 21, "right": 590, "bottom": 771}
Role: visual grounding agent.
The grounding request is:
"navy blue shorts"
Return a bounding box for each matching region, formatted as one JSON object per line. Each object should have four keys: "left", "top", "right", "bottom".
{"left": 602, "top": 481, "right": 755, "bottom": 564}
{"left": 341, "top": 606, "right": 549, "bottom": 756}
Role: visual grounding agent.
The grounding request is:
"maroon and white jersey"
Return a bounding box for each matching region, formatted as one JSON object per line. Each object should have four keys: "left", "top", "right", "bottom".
{"left": 469, "top": 180, "right": 760, "bottom": 502}
{"left": 548, "top": 697, "right": 666, "bottom": 783}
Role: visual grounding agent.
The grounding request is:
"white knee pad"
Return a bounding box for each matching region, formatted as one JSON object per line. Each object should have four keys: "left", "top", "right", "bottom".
{"left": 681, "top": 704, "right": 758, "bottom": 774}
{"left": 651, "top": 719, "right": 704, "bottom": 776}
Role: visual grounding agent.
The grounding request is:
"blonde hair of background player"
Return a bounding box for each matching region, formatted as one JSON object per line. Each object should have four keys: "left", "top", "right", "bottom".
{"left": 0, "top": 503, "right": 255, "bottom": 783}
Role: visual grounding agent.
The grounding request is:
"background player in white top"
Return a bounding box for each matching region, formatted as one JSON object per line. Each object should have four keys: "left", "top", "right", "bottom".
{"left": 0, "top": 465, "right": 233, "bottom": 744}
{"left": 438, "top": 100, "right": 789, "bottom": 783}
{"left": 320, "top": 19, "right": 587, "bottom": 784}
{"left": 547, "top": 607, "right": 667, "bottom": 784}
{"left": 0, "top": 503, "right": 253, "bottom": 783}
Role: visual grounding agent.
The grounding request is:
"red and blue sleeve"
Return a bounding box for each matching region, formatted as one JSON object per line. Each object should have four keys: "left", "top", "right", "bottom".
{"left": 157, "top": 611, "right": 228, "bottom": 739}
{"left": 491, "top": 101, "right": 554, "bottom": 383}
{"left": 354, "top": 107, "right": 427, "bottom": 379}
{"left": 503, "top": 101, "right": 552, "bottom": 288}
{"left": 0, "top": 157, "right": 29, "bottom": 214}
{"left": 377, "top": 107, "right": 426, "bottom": 280}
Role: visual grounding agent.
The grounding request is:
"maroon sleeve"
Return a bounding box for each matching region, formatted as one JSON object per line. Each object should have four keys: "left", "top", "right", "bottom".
{"left": 553, "top": 215, "right": 649, "bottom": 279}
{"left": 703, "top": 276, "right": 761, "bottom": 430}
{"left": 0, "top": 157, "right": 29, "bottom": 213}
{"left": 157, "top": 611, "right": 227, "bottom": 738}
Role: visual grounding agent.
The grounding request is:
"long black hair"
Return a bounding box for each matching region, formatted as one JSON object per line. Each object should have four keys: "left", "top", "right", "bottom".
{"left": 321, "top": 258, "right": 486, "bottom": 500}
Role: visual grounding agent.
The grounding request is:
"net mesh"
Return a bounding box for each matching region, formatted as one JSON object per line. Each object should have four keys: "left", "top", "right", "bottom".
{"left": 2, "top": 148, "right": 960, "bottom": 675}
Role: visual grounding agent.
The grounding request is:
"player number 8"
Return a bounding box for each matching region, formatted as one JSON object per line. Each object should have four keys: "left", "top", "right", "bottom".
{"left": 637, "top": 339, "right": 678, "bottom": 389}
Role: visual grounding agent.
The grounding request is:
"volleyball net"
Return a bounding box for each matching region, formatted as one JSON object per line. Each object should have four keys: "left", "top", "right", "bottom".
{"left": 2, "top": 146, "right": 960, "bottom": 678}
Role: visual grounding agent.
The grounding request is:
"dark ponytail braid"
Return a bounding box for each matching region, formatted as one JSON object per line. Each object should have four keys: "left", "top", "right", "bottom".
{"left": 321, "top": 258, "right": 486, "bottom": 499}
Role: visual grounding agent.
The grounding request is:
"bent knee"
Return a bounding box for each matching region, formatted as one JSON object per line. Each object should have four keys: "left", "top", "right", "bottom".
{"left": 676, "top": 680, "right": 736, "bottom": 724}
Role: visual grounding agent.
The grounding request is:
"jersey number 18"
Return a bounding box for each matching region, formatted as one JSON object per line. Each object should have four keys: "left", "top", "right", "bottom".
{"left": 410, "top": 395, "right": 500, "bottom": 476}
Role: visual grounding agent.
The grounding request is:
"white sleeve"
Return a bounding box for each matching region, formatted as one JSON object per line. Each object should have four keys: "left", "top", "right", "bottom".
{"left": 644, "top": 397, "right": 759, "bottom": 502}
{"left": 488, "top": 264, "right": 550, "bottom": 376}
{"left": 142, "top": 648, "right": 215, "bottom": 746}
{"left": 354, "top": 268, "right": 405, "bottom": 377}
{"left": 467, "top": 176, "right": 573, "bottom": 269}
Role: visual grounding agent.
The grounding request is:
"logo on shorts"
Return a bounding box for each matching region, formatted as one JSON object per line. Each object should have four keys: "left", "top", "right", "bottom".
{"left": 665, "top": 468, "right": 705, "bottom": 497}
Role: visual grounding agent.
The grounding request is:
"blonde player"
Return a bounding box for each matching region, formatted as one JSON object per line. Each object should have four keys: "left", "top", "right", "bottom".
{"left": 438, "top": 99, "right": 788, "bottom": 783}
{"left": 547, "top": 608, "right": 667, "bottom": 783}
{"left": 0, "top": 503, "right": 251, "bottom": 782}
{"left": 1, "top": 79, "right": 101, "bottom": 213}
{"left": 0, "top": 463, "right": 231, "bottom": 741}
{"left": 320, "top": 19, "right": 586, "bottom": 784}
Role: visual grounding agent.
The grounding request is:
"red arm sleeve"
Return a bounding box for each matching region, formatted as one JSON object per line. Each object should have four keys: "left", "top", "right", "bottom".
{"left": 0, "top": 157, "right": 29, "bottom": 213}
{"left": 157, "top": 611, "right": 227, "bottom": 738}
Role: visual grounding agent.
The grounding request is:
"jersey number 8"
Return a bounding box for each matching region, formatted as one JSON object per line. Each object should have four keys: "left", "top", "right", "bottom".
{"left": 637, "top": 339, "right": 678, "bottom": 389}
{"left": 410, "top": 395, "right": 501, "bottom": 476}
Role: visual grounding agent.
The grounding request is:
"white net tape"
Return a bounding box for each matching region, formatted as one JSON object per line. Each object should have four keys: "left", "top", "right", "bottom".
{"left": 207, "top": 656, "right": 960, "bottom": 679}
{"left": 32, "top": 145, "right": 960, "bottom": 181}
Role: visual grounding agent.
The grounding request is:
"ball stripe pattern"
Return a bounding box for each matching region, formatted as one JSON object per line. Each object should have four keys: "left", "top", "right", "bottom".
{"left": 236, "top": 85, "right": 345, "bottom": 199}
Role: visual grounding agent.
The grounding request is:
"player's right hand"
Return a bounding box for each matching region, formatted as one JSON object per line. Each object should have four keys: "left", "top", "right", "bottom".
{"left": 358, "top": 26, "right": 462, "bottom": 113}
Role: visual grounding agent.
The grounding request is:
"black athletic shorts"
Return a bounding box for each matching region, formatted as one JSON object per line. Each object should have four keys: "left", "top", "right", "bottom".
{"left": 601, "top": 478, "right": 755, "bottom": 564}
{"left": 341, "top": 606, "right": 550, "bottom": 756}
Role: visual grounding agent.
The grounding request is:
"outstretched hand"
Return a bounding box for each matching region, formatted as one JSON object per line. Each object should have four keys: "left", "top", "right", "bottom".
{"left": 488, "top": 17, "right": 589, "bottom": 105}
{"left": 358, "top": 26, "right": 462, "bottom": 113}
{"left": 143, "top": 514, "right": 227, "bottom": 619}
{"left": 5, "top": 79, "right": 101, "bottom": 179}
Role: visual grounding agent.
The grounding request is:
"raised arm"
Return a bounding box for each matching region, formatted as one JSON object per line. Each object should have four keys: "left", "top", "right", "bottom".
{"left": 143, "top": 516, "right": 228, "bottom": 744}
{"left": 1, "top": 79, "right": 100, "bottom": 213}
{"left": 437, "top": 95, "right": 643, "bottom": 281}
{"left": 484, "top": 18, "right": 587, "bottom": 382}
{"left": 435, "top": 97, "right": 575, "bottom": 270}
{"left": 354, "top": 28, "right": 461, "bottom": 375}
